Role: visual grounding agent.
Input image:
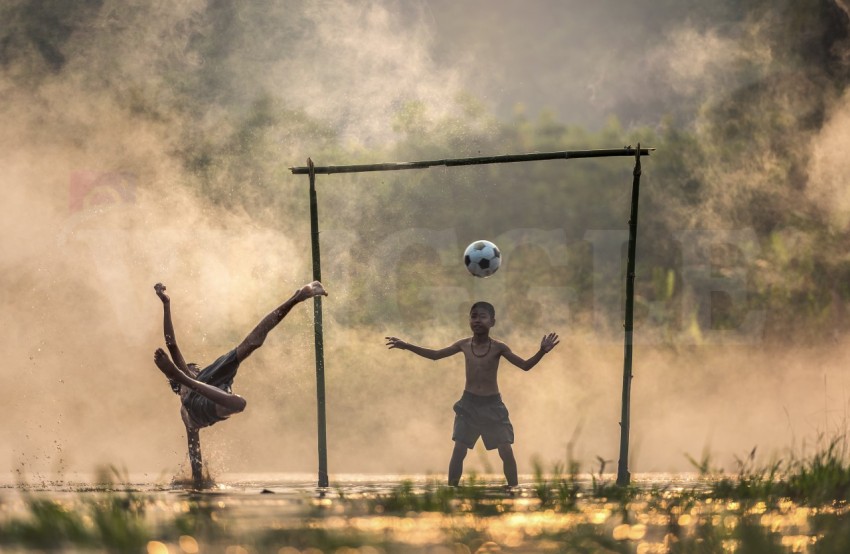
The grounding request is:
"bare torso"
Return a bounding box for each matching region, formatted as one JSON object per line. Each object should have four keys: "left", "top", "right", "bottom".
{"left": 458, "top": 337, "right": 506, "bottom": 396}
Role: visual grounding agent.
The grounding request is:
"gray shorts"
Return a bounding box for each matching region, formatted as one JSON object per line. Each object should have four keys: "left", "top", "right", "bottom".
{"left": 182, "top": 349, "right": 240, "bottom": 429}
{"left": 452, "top": 391, "right": 514, "bottom": 450}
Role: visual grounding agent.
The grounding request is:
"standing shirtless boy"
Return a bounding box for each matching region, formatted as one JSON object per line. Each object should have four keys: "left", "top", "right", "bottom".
{"left": 153, "top": 280, "right": 327, "bottom": 487}
{"left": 385, "top": 301, "right": 559, "bottom": 487}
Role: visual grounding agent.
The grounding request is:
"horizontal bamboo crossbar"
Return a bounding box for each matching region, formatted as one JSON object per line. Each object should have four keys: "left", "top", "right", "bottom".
{"left": 290, "top": 148, "right": 653, "bottom": 175}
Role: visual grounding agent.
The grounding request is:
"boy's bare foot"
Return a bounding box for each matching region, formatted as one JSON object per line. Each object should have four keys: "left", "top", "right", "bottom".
{"left": 295, "top": 281, "right": 327, "bottom": 302}
{"left": 154, "top": 283, "right": 170, "bottom": 303}
{"left": 154, "top": 348, "right": 184, "bottom": 382}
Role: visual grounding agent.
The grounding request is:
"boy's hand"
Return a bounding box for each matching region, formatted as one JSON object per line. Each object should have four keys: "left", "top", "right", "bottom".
{"left": 385, "top": 336, "right": 407, "bottom": 350}
{"left": 154, "top": 283, "right": 170, "bottom": 303}
{"left": 540, "top": 333, "right": 560, "bottom": 353}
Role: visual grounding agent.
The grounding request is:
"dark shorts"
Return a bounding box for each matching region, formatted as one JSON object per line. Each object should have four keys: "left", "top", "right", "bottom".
{"left": 183, "top": 349, "right": 240, "bottom": 428}
{"left": 452, "top": 391, "right": 514, "bottom": 450}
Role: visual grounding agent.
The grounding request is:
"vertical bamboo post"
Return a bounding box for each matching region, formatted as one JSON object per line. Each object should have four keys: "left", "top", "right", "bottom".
{"left": 308, "top": 158, "right": 329, "bottom": 488}
{"left": 617, "top": 144, "right": 642, "bottom": 486}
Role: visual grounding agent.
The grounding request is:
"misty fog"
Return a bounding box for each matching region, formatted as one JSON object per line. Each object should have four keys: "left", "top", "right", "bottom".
{"left": 2, "top": 0, "right": 850, "bottom": 482}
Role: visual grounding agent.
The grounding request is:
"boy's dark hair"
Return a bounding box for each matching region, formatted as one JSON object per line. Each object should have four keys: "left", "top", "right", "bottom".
{"left": 470, "top": 301, "right": 495, "bottom": 319}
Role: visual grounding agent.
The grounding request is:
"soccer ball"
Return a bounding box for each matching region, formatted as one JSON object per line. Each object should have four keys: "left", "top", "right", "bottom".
{"left": 464, "top": 240, "right": 501, "bottom": 278}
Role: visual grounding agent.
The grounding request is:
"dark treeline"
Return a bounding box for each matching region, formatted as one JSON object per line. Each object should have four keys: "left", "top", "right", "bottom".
{"left": 4, "top": 0, "right": 850, "bottom": 344}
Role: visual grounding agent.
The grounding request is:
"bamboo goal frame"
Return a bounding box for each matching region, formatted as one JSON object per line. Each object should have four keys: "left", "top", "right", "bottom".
{"left": 290, "top": 146, "right": 651, "bottom": 488}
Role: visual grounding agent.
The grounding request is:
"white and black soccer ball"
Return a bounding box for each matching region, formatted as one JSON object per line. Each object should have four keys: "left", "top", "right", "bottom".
{"left": 463, "top": 240, "right": 501, "bottom": 278}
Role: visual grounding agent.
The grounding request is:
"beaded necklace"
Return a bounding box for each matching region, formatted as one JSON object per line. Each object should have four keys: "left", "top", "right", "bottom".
{"left": 470, "top": 337, "right": 492, "bottom": 357}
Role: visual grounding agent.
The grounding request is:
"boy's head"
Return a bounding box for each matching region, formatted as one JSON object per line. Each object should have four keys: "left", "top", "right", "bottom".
{"left": 470, "top": 301, "right": 495, "bottom": 319}
{"left": 469, "top": 301, "right": 496, "bottom": 333}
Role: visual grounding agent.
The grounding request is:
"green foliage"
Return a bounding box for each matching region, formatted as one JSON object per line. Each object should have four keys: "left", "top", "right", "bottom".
{"left": 88, "top": 493, "right": 149, "bottom": 551}
{"left": 1, "top": 497, "right": 93, "bottom": 549}
{"left": 365, "top": 475, "right": 510, "bottom": 516}
{"left": 170, "top": 499, "right": 222, "bottom": 540}
{"left": 810, "top": 510, "right": 850, "bottom": 553}
{"left": 368, "top": 478, "right": 456, "bottom": 514}
{"left": 668, "top": 514, "right": 786, "bottom": 554}
{"left": 532, "top": 457, "right": 581, "bottom": 511}
{"left": 785, "top": 436, "right": 850, "bottom": 504}
{"left": 6, "top": 0, "right": 850, "bottom": 340}
{"left": 7, "top": 459, "right": 850, "bottom": 553}
{"left": 686, "top": 433, "right": 850, "bottom": 506}
{"left": 0, "top": 467, "right": 149, "bottom": 551}
{"left": 256, "top": 527, "right": 377, "bottom": 553}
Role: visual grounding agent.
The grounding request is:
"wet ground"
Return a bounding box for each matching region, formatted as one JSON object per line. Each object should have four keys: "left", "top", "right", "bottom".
{"left": 0, "top": 473, "right": 844, "bottom": 553}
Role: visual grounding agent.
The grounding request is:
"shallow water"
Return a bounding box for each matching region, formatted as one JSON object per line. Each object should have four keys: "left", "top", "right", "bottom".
{"left": 0, "top": 471, "right": 701, "bottom": 491}
{"left": 0, "top": 473, "right": 841, "bottom": 553}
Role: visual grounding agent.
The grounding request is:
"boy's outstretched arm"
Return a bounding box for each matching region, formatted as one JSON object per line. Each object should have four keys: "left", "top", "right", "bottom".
{"left": 155, "top": 283, "right": 189, "bottom": 373}
{"left": 501, "top": 332, "right": 560, "bottom": 371}
{"left": 385, "top": 337, "right": 462, "bottom": 361}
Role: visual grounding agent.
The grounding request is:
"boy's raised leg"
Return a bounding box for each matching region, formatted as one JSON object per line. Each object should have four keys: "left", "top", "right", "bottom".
{"left": 235, "top": 281, "right": 327, "bottom": 362}
{"left": 448, "top": 441, "right": 468, "bottom": 486}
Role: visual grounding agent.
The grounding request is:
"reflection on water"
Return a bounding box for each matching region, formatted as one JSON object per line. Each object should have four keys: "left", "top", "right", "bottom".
{"left": 0, "top": 473, "right": 844, "bottom": 553}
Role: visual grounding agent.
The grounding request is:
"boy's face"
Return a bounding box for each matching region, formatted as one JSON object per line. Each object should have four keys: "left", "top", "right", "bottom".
{"left": 469, "top": 307, "right": 495, "bottom": 334}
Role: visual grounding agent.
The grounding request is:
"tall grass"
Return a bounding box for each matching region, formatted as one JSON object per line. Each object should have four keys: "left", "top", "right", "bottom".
{"left": 786, "top": 435, "right": 850, "bottom": 503}
{"left": 531, "top": 457, "right": 581, "bottom": 510}
{"left": 4, "top": 436, "right": 850, "bottom": 552}
{"left": 0, "top": 466, "right": 149, "bottom": 551}
{"left": 687, "top": 433, "right": 850, "bottom": 505}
